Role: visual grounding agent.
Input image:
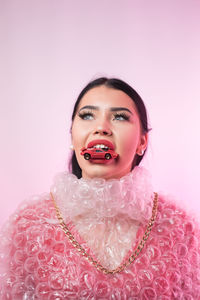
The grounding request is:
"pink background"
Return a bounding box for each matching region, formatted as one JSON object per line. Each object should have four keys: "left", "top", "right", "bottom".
{"left": 0, "top": 0, "right": 200, "bottom": 226}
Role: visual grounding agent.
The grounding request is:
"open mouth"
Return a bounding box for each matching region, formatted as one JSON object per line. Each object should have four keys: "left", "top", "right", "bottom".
{"left": 81, "top": 139, "right": 118, "bottom": 162}
{"left": 93, "top": 144, "right": 109, "bottom": 150}
{"left": 87, "top": 139, "right": 114, "bottom": 150}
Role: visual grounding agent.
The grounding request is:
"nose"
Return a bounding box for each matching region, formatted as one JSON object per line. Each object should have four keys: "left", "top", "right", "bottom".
{"left": 93, "top": 120, "right": 112, "bottom": 136}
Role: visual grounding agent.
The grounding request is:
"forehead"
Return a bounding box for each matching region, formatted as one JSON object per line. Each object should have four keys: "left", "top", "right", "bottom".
{"left": 77, "top": 85, "right": 139, "bottom": 113}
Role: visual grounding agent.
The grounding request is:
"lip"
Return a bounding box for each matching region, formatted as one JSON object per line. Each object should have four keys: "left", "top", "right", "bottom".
{"left": 87, "top": 139, "right": 115, "bottom": 150}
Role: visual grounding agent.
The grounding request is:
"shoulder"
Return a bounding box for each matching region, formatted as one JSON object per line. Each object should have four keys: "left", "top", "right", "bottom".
{"left": 154, "top": 193, "right": 200, "bottom": 246}
{"left": 150, "top": 193, "right": 200, "bottom": 296}
{"left": 0, "top": 192, "right": 57, "bottom": 254}
{"left": 150, "top": 193, "right": 200, "bottom": 250}
{"left": 0, "top": 193, "right": 63, "bottom": 296}
{"left": 2, "top": 193, "right": 55, "bottom": 226}
{"left": 156, "top": 193, "right": 200, "bottom": 233}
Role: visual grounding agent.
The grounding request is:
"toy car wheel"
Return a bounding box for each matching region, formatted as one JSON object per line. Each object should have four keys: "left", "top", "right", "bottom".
{"left": 105, "top": 153, "right": 111, "bottom": 160}
{"left": 84, "top": 153, "right": 91, "bottom": 160}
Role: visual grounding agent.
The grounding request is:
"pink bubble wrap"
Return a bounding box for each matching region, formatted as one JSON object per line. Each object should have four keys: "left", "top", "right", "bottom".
{"left": 0, "top": 167, "right": 200, "bottom": 299}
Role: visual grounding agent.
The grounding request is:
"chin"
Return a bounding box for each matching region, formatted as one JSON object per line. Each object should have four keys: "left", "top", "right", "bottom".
{"left": 84, "top": 165, "right": 130, "bottom": 180}
{"left": 82, "top": 164, "right": 117, "bottom": 180}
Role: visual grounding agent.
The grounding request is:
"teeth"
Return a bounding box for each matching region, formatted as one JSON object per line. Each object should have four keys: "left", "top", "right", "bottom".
{"left": 93, "top": 144, "right": 109, "bottom": 149}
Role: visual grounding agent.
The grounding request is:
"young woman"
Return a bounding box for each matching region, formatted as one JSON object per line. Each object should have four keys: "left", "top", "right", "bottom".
{"left": 0, "top": 78, "right": 199, "bottom": 299}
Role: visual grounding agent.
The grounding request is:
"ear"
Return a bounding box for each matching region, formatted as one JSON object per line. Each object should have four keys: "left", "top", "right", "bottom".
{"left": 136, "top": 133, "right": 148, "bottom": 156}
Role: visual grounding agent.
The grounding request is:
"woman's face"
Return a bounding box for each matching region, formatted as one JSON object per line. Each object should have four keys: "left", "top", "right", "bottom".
{"left": 71, "top": 85, "right": 148, "bottom": 180}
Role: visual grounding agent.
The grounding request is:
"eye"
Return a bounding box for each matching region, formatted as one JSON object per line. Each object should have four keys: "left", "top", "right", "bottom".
{"left": 78, "top": 111, "right": 94, "bottom": 120}
{"left": 113, "top": 113, "right": 130, "bottom": 121}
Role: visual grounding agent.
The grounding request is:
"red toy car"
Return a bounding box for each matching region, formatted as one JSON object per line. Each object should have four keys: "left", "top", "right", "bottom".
{"left": 81, "top": 147, "right": 118, "bottom": 160}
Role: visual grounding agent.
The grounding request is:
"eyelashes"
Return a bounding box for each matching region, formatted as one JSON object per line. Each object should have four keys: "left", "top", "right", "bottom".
{"left": 78, "top": 111, "right": 94, "bottom": 120}
{"left": 78, "top": 111, "right": 130, "bottom": 121}
{"left": 114, "top": 112, "right": 130, "bottom": 121}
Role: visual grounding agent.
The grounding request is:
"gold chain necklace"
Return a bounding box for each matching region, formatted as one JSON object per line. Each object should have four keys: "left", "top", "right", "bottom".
{"left": 50, "top": 191, "right": 158, "bottom": 275}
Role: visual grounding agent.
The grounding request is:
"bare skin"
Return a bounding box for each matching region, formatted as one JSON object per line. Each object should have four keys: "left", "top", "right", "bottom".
{"left": 71, "top": 85, "right": 148, "bottom": 180}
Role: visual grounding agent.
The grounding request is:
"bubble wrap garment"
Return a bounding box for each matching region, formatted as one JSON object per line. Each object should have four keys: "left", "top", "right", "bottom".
{"left": 0, "top": 166, "right": 200, "bottom": 299}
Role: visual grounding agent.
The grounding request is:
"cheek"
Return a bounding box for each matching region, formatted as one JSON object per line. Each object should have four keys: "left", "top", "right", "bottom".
{"left": 117, "top": 128, "right": 140, "bottom": 158}
{"left": 72, "top": 123, "right": 86, "bottom": 146}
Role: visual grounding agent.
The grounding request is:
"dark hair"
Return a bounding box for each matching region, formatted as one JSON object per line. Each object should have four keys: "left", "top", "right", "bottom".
{"left": 69, "top": 77, "right": 151, "bottom": 178}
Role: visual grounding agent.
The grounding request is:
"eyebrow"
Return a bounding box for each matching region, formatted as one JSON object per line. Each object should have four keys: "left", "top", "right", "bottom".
{"left": 79, "top": 105, "right": 133, "bottom": 115}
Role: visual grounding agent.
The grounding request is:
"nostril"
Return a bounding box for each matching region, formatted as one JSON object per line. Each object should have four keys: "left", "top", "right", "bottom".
{"left": 94, "top": 130, "right": 110, "bottom": 135}
{"left": 94, "top": 127, "right": 112, "bottom": 136}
